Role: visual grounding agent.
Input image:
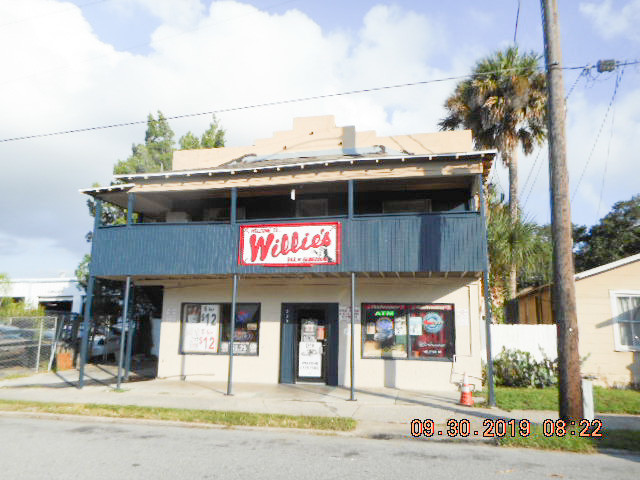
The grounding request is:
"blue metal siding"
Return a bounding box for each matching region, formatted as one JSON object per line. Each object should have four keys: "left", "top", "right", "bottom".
{"left": 91, "top": 213, "right": 486, "bottom": 276}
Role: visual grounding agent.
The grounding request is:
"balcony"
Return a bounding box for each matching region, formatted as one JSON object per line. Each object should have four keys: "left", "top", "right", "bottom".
{"left": 90, "top": 212, "right": 486, "bottom": 277}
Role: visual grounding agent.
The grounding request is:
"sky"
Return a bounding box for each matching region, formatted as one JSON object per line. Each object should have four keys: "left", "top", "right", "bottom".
{"left": 0, "top": 0, "right": 638, "bottom": 280}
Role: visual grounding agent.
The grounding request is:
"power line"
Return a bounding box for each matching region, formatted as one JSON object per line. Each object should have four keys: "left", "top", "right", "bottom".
{"left": 521, "top": 67, "right": 587, "bottom": 209}
{"left": 0, "top": 62, "right": 614, "bottom": 144}
{"left": 570, "top": 64, "right": 626, "bottom": 202}
{"left": 513, "top": 0, "right": 521, "bottom": 44}
{"left": 596, "top": 66, "right": 624, "bottom": 219}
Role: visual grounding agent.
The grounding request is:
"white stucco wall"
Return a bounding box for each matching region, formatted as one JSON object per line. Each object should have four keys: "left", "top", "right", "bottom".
{"left": 4, "top": 278, "right": 83, "bottom": 313}
{"left": 156, "top": 277, "right": 484, "bottom": 391}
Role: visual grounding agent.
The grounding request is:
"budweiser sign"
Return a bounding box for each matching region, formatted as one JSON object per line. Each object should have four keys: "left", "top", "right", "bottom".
{"left": 239, "top": 222, "right": 341, "bottom": 266}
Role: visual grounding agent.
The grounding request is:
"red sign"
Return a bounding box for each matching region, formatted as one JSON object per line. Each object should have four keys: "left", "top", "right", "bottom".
{"left": 238, "top": 222, "right": 341, "bottom": 267}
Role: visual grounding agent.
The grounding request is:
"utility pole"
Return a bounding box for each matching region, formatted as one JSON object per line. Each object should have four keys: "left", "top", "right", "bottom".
{"left": 540, "top": 0, "right": 583, "bottom": 420}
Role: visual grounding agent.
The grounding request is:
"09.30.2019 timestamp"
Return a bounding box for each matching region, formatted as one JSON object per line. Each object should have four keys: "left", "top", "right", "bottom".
{"left": 410, "top": 418, "right": 604, "bottom": 438}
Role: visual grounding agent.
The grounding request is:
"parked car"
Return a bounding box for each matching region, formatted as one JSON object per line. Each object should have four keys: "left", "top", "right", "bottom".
{"left": 0, "top": 327, "right": 30, "bottom": 364}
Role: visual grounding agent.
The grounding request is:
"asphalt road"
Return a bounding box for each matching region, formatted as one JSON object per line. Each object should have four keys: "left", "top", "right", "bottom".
{"left": 1, "top": 415, "right": 639, "bottom": 480}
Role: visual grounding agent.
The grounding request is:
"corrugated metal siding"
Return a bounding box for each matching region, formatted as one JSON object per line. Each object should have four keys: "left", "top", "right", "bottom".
{"left": 91, "top": 213, "right": 486, "bottom": 276}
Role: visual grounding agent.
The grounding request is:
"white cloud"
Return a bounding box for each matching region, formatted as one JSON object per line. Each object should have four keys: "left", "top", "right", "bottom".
{"left": 580, "top": 0, "right": 640, "bottom": 42}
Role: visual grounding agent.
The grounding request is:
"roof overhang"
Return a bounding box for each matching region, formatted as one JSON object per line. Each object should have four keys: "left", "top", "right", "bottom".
{"left": 110, "top": 150, "right": 497, "bottom": 183}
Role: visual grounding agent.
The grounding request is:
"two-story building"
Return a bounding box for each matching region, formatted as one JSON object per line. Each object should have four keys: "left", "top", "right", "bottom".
{"left": 80, "top": 115, "right": 495, "bottom": 392}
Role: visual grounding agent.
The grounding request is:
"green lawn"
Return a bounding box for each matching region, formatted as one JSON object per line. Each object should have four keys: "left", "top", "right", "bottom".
{"left": 0, "top": 399, "right": 356, "bottom": 431}
{"left": 499, "top": 425, "right": 640, "bottom": 453}
{"left": 474, "top": 386, "right": 640, "bottom": 414}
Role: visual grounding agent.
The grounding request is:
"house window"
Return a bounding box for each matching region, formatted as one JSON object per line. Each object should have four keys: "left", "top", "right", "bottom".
{"left": 361, "top": 303, "right": 455, "bottom": 360}
{"left": 382, "top": 199, "right": 431, "bottom": 214}
{"left": 611, "top": 291, "right": 640, "bottom": 351}
{"left": 180, "top": 303, "right": 260, "bottom": 355}
{"left": 296, "top": 198, "right": 328, "bottom": 217}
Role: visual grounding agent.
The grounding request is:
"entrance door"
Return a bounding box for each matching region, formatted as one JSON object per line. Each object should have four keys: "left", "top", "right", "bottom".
{"left": 296, "top": 307, "right": 328, "bottom": 383}
{"left": 279, "top": 303, "right": 338, "bottom": 385}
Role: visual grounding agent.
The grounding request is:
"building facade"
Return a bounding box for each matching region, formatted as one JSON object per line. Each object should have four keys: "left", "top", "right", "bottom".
{"left": 81, "top": 116, "right": 495, "bottom": 391}
{"left": 2, "top": 277, "right": 83, "bottom": 314}
{"left": 511, "top": 254, "right": 640, "bottom": 387}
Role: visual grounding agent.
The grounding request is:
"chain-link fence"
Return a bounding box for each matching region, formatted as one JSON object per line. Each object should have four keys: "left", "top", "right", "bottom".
{"left": 0, "top": 316, "right": 59, "bottom": 377}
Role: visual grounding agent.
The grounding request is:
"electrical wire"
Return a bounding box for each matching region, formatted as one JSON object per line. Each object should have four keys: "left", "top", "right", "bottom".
{"left": 596, "top": 66, "right": 624, "bottom": 219}
{"left": 513, "top": 0, "right": 521, "bottom": 44}
{"left": 0, "top": 63, "right": 613, "bottom": 144}
{"left": 521, "top": 67, "right": 587, "bottom": 209}
{"left": 570, "top": 64, "right": 626, "bottom": 202}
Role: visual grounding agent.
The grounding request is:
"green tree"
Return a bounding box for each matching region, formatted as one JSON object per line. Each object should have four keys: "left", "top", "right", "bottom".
{"left": 574, "top": 194, "right": 640, "bottom": 272}
{"left": 179, "top": 115, "right": 226, "bottom": 150}
{"left": 179, "top": 131, "right": 201, "bottom": 150}
{"left": 487, "top": 187, "right": 552, "bottom": 321}
{"left": 440, "top": 46, "right": 547, "bottom": 298}
{"left": 199, "top": 115, "right": 225, "bottom": 148}
{"left": 0, "top": 273, "right": 45, "bottom": 317}
{"left": 114, "top": 112, "right": 175, "bottom": 174}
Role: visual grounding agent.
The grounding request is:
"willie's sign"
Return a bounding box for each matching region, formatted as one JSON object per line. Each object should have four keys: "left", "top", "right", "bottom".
{"left": 239, "top": 222, "right": 341, "bottom": 266}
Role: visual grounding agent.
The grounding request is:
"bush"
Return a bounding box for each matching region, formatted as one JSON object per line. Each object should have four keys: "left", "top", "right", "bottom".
{"left": 492, "top": 348, "right": 557, "bottom": 388}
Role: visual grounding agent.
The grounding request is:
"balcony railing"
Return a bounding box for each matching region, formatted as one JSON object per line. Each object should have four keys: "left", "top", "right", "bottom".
{"left": 90, "top": 212, "right": 486, "bottom": 277}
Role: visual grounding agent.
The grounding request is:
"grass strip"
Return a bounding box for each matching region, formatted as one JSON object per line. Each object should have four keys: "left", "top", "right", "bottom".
{"left": 473, "top": 387, "right": 640, "bottom": 414}
{"left": 0, "top": 399, "right": 356, "bottom": 431}
{"left": 498, "top": 425, "right": 640, "bottom": 453}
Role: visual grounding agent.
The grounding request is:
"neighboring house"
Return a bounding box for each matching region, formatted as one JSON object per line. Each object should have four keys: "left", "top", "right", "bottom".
{"left": 80, "top": 115, "right": 496, "bottom": 391}
{"left": 511, "top": 253, "right": 640, "bottom": 387}
{"left": 2, "top": 277, "right": 84, "bottom": 314}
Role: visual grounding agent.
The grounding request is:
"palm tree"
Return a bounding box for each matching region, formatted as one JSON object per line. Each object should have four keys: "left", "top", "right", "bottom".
{"left": 486, "top": 188, "right": 552, "bottom": 321}
{"left": 439, "top": 46, "right": 547, "bottom": 298}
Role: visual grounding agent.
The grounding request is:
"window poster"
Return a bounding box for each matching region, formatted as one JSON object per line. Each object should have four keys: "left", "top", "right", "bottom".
{"left": 362, "top": 304, "right": 407, "bottom": 358}
{"left": 362, "top": 303, "right": 455, "bottom": 360}
{"left": 182, "top": 304, "right": 220, "bottom": 353}
{"left": 408, "top": 304, "right": 455, "bottom": 359}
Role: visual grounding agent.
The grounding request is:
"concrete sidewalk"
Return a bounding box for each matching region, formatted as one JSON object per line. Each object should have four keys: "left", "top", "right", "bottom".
{"left": 1, "top": 365, "right": 638, "bottom": 439}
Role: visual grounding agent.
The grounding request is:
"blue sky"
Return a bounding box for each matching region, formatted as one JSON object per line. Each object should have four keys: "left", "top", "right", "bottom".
{"left": 0, "top": 0, "right": 638, "bottom": 279}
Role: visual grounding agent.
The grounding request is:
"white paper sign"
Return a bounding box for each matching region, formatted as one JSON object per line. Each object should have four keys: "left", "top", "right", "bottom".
{"left": 339, "top": 306, "right": 361, "bottom": 322}
{"left": 394, "top": 318, "right": 407, "bottom": 335}
{"left": 239, "top": 222, "right": 341, "bottom": 266}
{"left": 183, "top": 323, "right": 220, "bottom": 353}
{"left": 298, "top": 341, "right": 322, "bottom": 377}
{"left": 409, "top": 316, "right": 423, "bottom": 336}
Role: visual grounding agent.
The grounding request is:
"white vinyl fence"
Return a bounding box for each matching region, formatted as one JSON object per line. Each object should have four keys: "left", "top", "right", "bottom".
{"left": 490, "top": 324, "right": 557, "bottom": 361}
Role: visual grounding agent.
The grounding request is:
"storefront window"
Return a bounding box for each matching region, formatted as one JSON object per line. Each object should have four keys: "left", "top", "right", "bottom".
{"left": 361, "top": 303, "right": 455, "bottom": 360}
{"left": 180, "top": 303, "right": 260, "bottom": 355}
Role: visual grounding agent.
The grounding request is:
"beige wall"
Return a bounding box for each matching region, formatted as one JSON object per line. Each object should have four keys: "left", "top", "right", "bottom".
{"left": 173, "top": 115, "right": 474, "bottom": 171}
{"left": 576, "top": 261, "right": 640, "bottom": 387}
{"left": 156, "top": 277, "right": 484, "bottom": 391}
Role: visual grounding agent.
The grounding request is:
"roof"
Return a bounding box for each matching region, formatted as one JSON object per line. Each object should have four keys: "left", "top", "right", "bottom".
{"left": 515, "top": 252, "right": 640, "bottom": 298}
{"left": 105, "top": 150, "right": 496, "bottom": 184}
{"left": 574, "top": 252, "right": 640, "bottom": 280}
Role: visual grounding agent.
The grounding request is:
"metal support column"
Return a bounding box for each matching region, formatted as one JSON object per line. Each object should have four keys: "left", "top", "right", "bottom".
{"left": 226, "top": 274, "right": 238, "bottom": 396}
{"left": 78, "top": 276, "right": 95, "bottom": 388}
{"left": 226, "top": 187, "right": 239, "bottom": 396}
{"left": 478, "top": 176, "right": 496, "bottom": 406}
{"left": 126, "top": 193, "right": 135, "bottom": 225}
{"left": 79, "top": 199, "right": 102, "bottom": 389}
{"left": 124, "top": 282, "right": 135, "bottom": 380}
{"left": 347, "top": 180, "right": 354, "bottom": 219}
{"left": 116, "top": 276, "right": 131, "bottom": 389}
{"left": 349, "top": 272, "right": 356, "bottom": 401}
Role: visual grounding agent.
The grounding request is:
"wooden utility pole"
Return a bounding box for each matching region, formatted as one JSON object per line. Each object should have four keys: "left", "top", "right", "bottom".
{"left": 540, "top": 0, "right": 583, "bottom": 420}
